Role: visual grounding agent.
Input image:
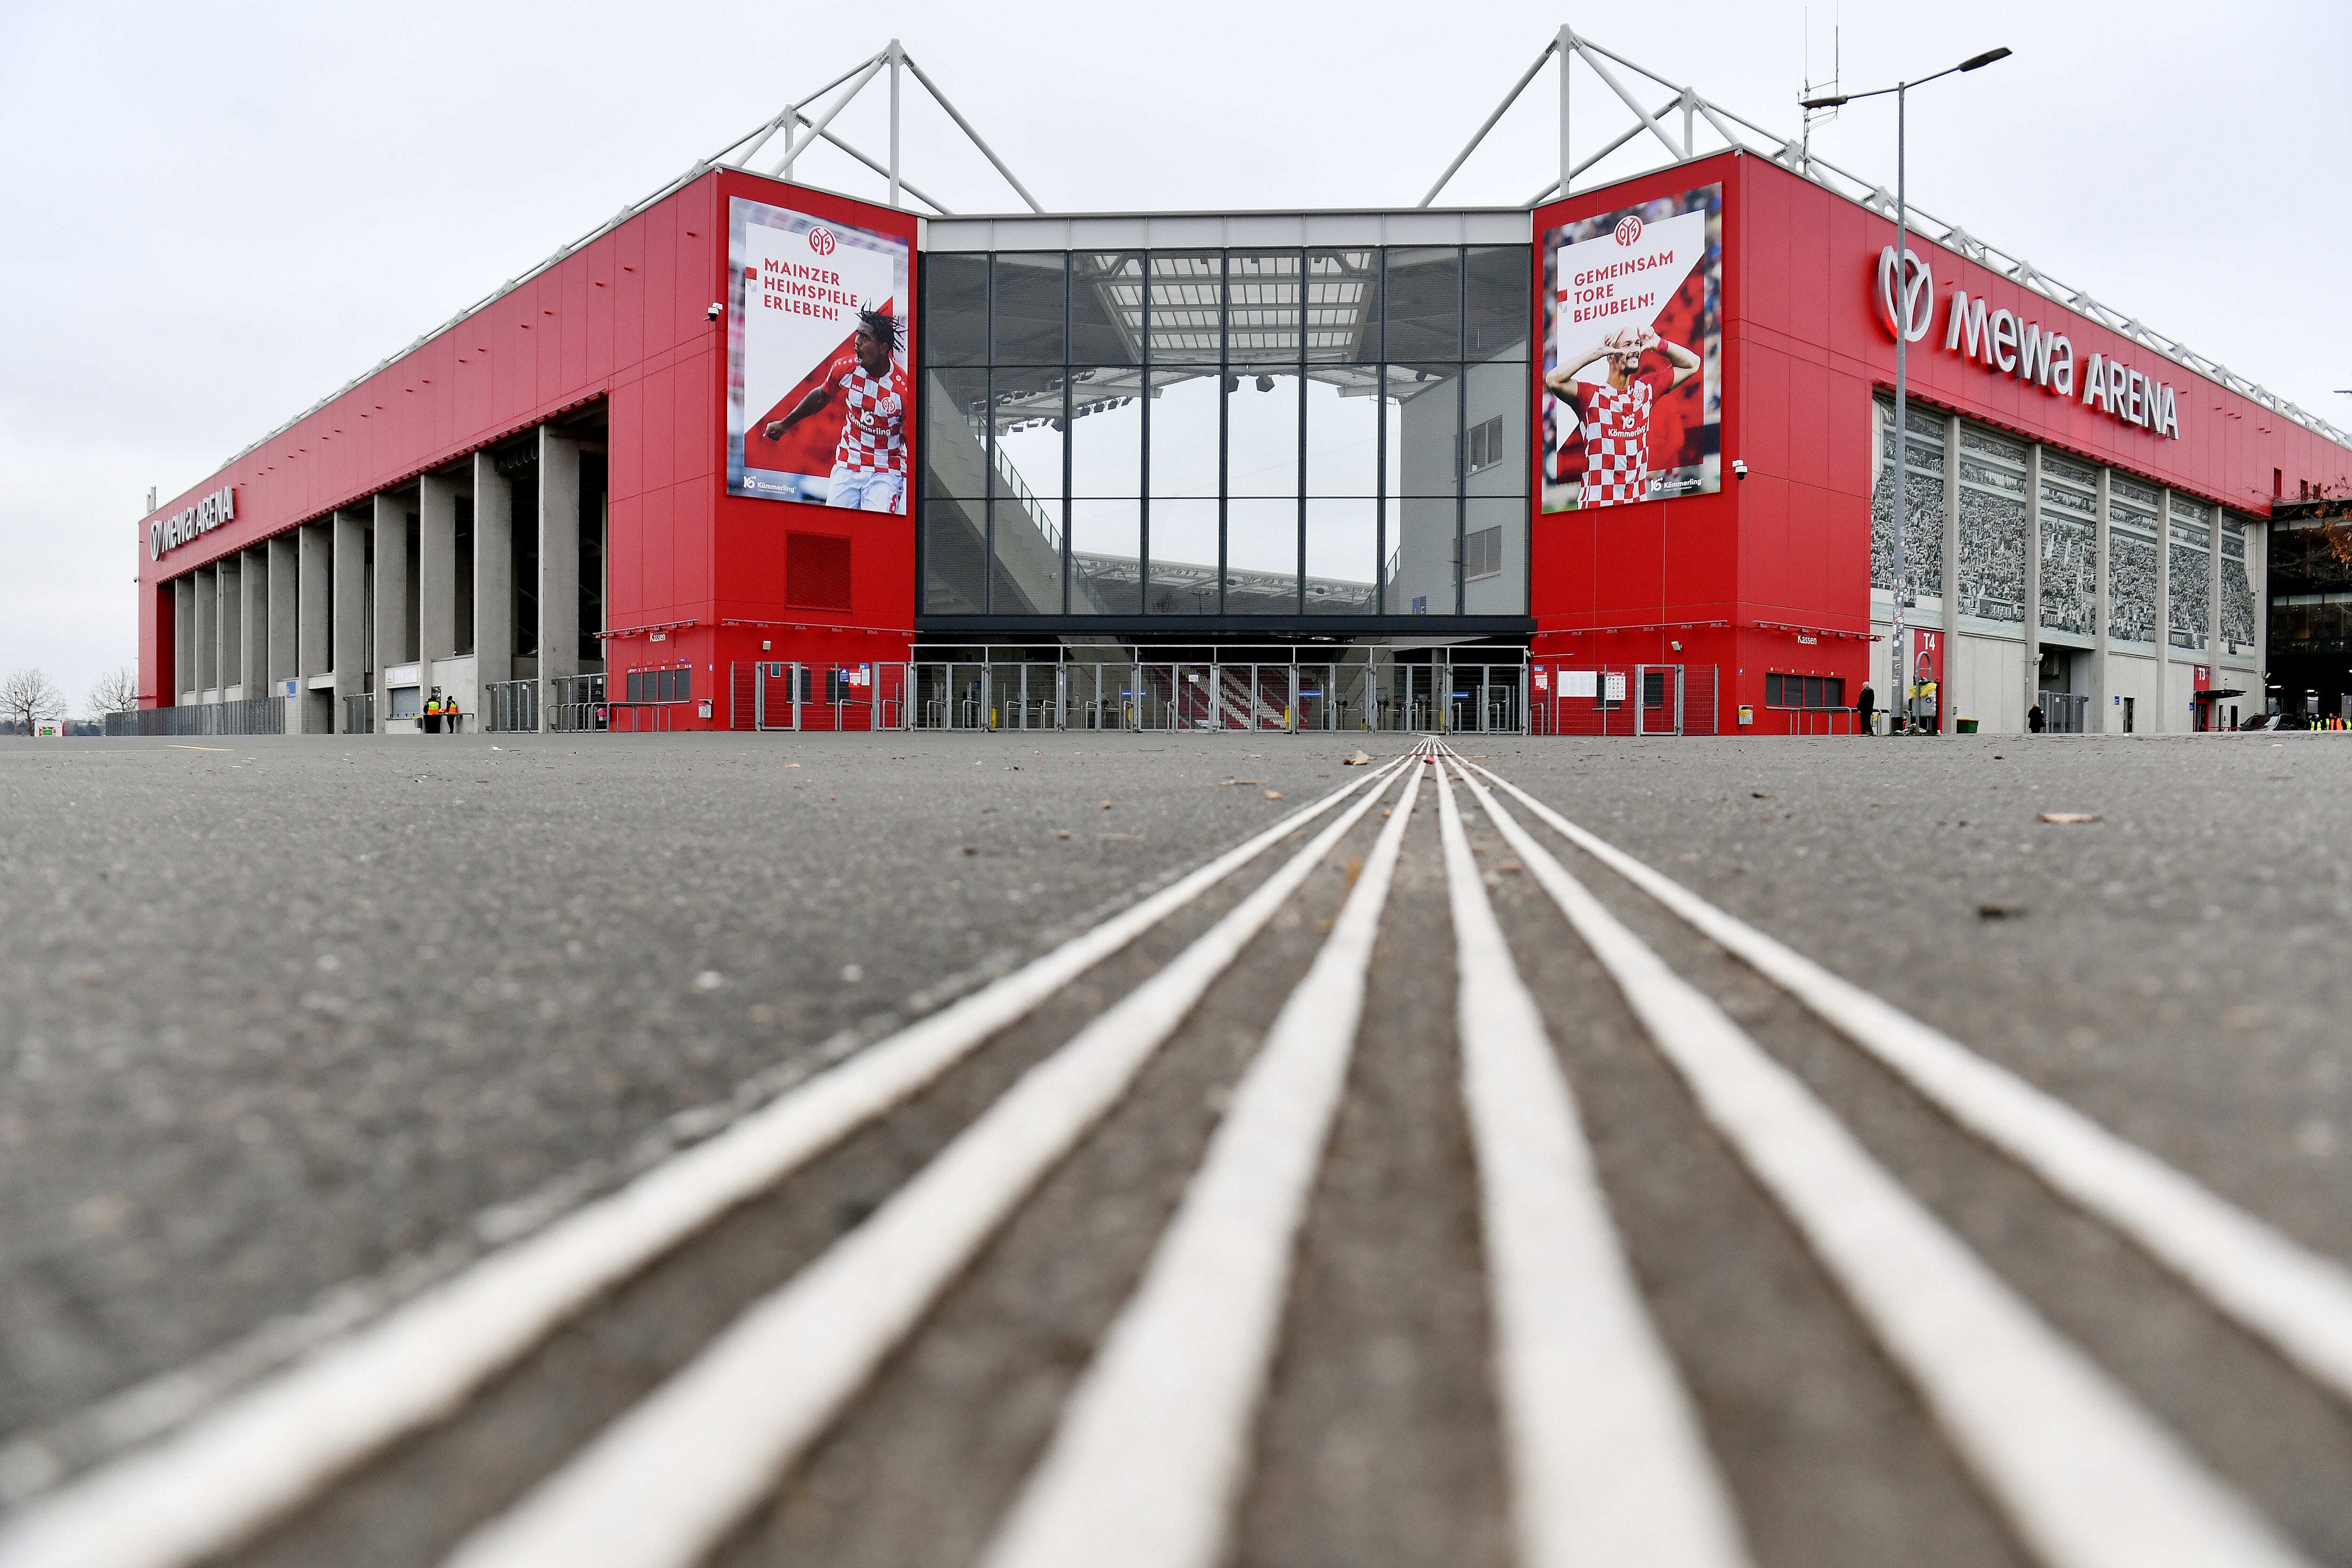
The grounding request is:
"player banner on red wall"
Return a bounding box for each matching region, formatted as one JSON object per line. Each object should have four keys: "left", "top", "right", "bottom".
{"left": 1540, "top": 183, "right": 1722, "bottom": 513}
{"left": 726, "top": 196, "right": 912, "bottom": 512}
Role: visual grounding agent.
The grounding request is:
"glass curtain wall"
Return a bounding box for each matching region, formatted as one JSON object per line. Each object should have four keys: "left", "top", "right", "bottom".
{"left": 920, "top": 244, "right": 1530, "bottom": 619}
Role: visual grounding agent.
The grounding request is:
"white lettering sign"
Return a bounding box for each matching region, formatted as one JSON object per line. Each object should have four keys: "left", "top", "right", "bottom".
{"left": 1877, "top": 247, "right": 2178, "bottom": 441}
{"left": 149, "top": 486, "right": 236, "bottom": 561}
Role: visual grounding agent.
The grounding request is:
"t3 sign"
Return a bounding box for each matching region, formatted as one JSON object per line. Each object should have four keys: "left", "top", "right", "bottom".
{"left": 1876, "top": 246, "right": 2180, "bottom": 441}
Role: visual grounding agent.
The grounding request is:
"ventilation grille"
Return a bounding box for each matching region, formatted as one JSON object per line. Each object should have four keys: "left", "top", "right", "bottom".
{"left": 787, "top": 532, "right": 852, "bottom": 610}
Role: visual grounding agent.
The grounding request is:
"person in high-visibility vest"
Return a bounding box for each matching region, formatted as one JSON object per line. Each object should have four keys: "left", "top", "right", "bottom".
{"left": 440, "top": 692, "right": 461, "bottom": 736}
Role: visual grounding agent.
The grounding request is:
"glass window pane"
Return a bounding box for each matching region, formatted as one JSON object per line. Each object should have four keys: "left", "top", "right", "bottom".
{"left": 924, "top": 254, "right": 989, "bottom": 366}
{"left": 1227, "top": 252, "right": 1302, "bottom": 362}
{"left": 990, "top": 499, "right": 1062, "bottom": 615}
{"left": 1386, "top": 247, "right": 1461, "bottom": 360}
{"left": 1148, "top": 368, "right": 1221, "bottom": 502}
{"left": 1766, "top": 673, "right": 1784, "bottom": 707}
{"left": 1069, "top": 499, "right": 1141, "bottom": 614}
{"left": 992, "top": 368, "right": 1065, "bottom": 522}
{"left": 1308, "top": 249, "right": 1381, "bottom": 364}
{"left": 1462, "top": 497, "right": 1524, "bottom": 615}
{"left": 922, "top": 494, "right": 988, "bottom": 613}
{"left": 1147, "top": 252, "right": 1223, "bottom": 364}
{"left": 1463, "top": 360, "right": 1528, "bottom": 497}
{"left": 1224, "top": 497, "right": 1297, "bottom": 615}
{"left": 1148, "top": 498, "right": 1221, "bottom": 615}
{"left": 1305, "top": 369, "right": 1378, "bottom": 495}
{"left": 924, "top": 369, "right": 991, "bottom": 499}
{"left": 1385, "top": 495, "right": 1458, "bottom": 615}
{"left": 1390, "top": 365, "right": 1460, "bottom": 497}
{"left": 1465, "top": 246, "right": 1531, "bottom": 361}
{"left": 1227, "top": 367, "right": 1301, "bottom": 497}
{"left": 1068, "top": 368, "right": 1143, "bottom": 496}
{"left": 1304, "top": 497, "right": 1377, "bottom": 615}
{"left": 1071, "top": 252, "right": 1144, "bottom": 365}
{"left": 993, "top": 252, "right": 1067, "bottom": 364}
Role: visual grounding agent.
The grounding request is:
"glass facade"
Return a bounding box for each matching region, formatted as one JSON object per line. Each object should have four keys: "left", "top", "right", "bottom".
{"left": 2107, "top": 477, "right": 2160, "bottom": 646}
{"left": 2038, "top": 454, "right": 2098, "bottom": 637}
{"left": 2168, "top": 498, "right": 2211, "bottom": 651}
{"left": 1870, "top": 396, "right": 1946, "bottom": 598}
{"left": 919, "top": 246, "right": 1532, "bottom": 621}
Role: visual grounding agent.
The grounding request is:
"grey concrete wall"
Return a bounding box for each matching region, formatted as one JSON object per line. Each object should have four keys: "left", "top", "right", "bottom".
{"left": 240, "top": 547, "right": 269, "bottom": 697}
{"left": 218, "top": 556, "right": 242, "bottom": 699}
{"left": 194, "top": 564, "right": 218, "bottom": 695}
{"left": 2153, "top": 491, "right": 2171, "bottom": 733}
{"left": 298, "top": 522, "right": 331, "bottom": 680}
{"left": 537, "top": 426, "right": 581, "bottom": 731}
{"left": 268, "top": 534, "right": 298, "bottom": 686}
{"left": 374, "top": 492, "right": 413, "bottom": 694}
{"left": 474, "top": 452, "right": 514, "bottom": 689}
{"left": 2022, "top": 445, "right": 2042, "bottom": 721}
{"left": 2092, "top": 470, "right": 2113, "bottom": 734}
{"left": 420, "top": 470, "right": 459, "bottom": 680}
{"left": 1939, "top": 413, "right": 1960, "bottom": 734}
{"left": 333, "top": 509, "right": 369, "bottom": 729}
{"left": 174, "top": 576, "right": 196, "bottom": 703}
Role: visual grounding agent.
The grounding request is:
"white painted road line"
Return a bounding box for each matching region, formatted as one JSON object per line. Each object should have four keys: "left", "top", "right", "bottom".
{"left": 976, "top": 748, "right": 1430, "bottom": 1568}
{"left": 0, "top": 763, "right": 1405, "bottom": 1568}
{"left": 1466, "top": 760, "right": 2352, "bottom": 1409}
{"left": 1434, "top": 761, "right": 1752, "bottom": 1568}
{"left": 438, "top": 758, "right": 1412, "bottom": 1568}
{"left": 1451, "top": 755, "right": 2312, "bottom": 1568}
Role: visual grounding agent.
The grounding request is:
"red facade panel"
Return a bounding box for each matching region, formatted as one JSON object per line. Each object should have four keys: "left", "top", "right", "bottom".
{"left": 136, "top": 169, "right": 919, "bottom": 713}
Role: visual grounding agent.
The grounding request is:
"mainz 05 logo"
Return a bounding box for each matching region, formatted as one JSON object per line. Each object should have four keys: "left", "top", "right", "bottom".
{"left": 807, "top": 226, "right": 838, "bottom": 256}
{"left": 1613, "top": 215, "right": 1644, "bottom": 246}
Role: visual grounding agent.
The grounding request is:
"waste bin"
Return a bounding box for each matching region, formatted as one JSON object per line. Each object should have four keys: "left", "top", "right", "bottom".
{"left": 1956, "top": 718, "right": 1979, "bottom": 733}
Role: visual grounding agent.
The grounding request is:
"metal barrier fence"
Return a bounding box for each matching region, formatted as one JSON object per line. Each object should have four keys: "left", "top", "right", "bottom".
{"left": 2038, "top": 690, "right": 2089, "bottom": 734}
{"left": 1528, "top": 664, "right": 1721, "bottom": 737}
{"left": 730, "top": 662, "right": 903, "bottom": 732}
{"left": 104, "top": 698, "right": 286, "bottom": 738}
{"left": 342, "top": 692, "right": 374, "bottom": 735}
{"left": 898, "top": 650, "right": 1530, "bottom": 734}
{"left": 484, "top": 680, "right": 538, "bottom": 733}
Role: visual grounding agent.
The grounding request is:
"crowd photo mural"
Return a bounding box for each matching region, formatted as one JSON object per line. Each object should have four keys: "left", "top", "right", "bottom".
{"left": 727, "top": 196, "right": 912, "bottom": 512}
{"left": 1541, "top": 182, "right": 1723, "bottom": 513}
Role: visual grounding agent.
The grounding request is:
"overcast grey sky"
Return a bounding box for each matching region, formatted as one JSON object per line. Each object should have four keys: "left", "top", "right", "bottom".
{"left": 3, "top": 0, "right": 2346, "bottom": 711}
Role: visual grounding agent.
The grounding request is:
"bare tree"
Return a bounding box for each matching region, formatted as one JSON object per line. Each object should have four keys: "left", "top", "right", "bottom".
{"left": 0, "top": 668, "right": 68, "bottom": 736}
{"left": 87, "top": 665, "right": 141, "bottom": 716}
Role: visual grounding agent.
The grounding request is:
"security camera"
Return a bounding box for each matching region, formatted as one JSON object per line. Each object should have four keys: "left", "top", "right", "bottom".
{"left": 1732, "top": 459, "right": 1749, "bottom": 480}
{"left": 707, "top": 302, "right": 723, "bottom": 321}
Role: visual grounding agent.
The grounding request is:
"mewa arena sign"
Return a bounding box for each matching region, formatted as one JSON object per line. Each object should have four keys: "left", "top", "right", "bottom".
{"left": 150, "top": 486, "right": 237, "bottom": 561}
{"left": 1877, "top": 245, "right": 2182, "bottom": 441}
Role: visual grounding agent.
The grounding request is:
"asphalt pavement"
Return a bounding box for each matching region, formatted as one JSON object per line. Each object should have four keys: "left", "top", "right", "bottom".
{"left": 1, "top": 727, "right": 2347, "bottom": 1567}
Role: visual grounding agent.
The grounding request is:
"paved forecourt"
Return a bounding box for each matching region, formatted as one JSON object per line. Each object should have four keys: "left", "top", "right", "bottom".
{"left": 2, "top": 729, "right": 2350, "bottom": 1568}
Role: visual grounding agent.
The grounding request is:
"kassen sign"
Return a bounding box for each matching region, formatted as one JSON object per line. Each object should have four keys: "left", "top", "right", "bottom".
{"left": 1876, "top": 245, "right": 2180, "bottom": 441}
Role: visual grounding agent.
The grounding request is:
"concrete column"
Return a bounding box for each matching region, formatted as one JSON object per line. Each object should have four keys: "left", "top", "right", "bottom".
{"left": 2207, "top": 506, "right": 2224, "bottom": 707}
{"left": 240, "top": 547, "right": 269, "bottom": 699}
{"left": 420, "top": 469, "right": 458, "bottom": 679}
{"left": 373, "top": 492, "right": 412, "bottom": 712}
{"left": 537, "top": 425, "right": 581, "bottom": 731}
{"left": 267, "top": 533, "right": 298, "bottom": 685}
{"left": 217, "top": 556, "right": 241, "bottom": 699}
{"left": 298, "top": 522, "right": 331, "bottom": 680}
{"left": 174, "top": 576, "right": 196, "bottom": 703}
{"left": 2253, "top": 518, "right": 2270, "bottom": 713}
{"left": 333, "top": 509, "right": 369, "bottom": 730}
{"left": 2153, "top": 490, "right": 2172, "bottom": 733}
{"left": 2092, "top": 468, "right": 2113, "bottom": 733}
{"left": 2023, "top": 444, "right": 2042, "bottom": 724}
{"left": 474, "top": 452, "right": 514, "bottom": 689}
{"left": 193, "top": 564, "right": 218, "bottom": 695}
{"left": 1940, "top": 413, "right": 1961, "bottom": 735}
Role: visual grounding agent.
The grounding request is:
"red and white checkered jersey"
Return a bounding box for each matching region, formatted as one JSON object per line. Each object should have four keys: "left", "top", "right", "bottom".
{"left": 821, "top": 354, "right": 908, "bottom": 476}
{"left": 1576, "top": 375, "right": 1655, "bottom": 508}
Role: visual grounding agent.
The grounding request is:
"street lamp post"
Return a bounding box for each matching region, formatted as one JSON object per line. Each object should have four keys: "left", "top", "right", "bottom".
{"left": 1805, "top": 47, "right": 2009, "bottom": 735}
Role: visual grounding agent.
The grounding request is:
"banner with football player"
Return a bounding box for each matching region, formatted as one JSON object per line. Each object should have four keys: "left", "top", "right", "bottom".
{"left": 1539, "top": 183, "right": 1722, "bottom": 513}
{"left": 726, "top": 196, "right": 911, "bottom": 511}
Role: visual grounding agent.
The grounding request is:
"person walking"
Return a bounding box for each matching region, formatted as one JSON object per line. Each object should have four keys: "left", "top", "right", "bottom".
{"left": 1855, "top": 682, "right": 1876, "bottom": 736}
{"left": 2027, "top": 702, "right": 2046, "bottom": 733}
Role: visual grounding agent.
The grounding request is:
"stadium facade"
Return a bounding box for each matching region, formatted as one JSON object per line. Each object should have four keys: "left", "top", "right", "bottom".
{"left": 129, "top": 36, "right": 2352, "bottom": 737}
